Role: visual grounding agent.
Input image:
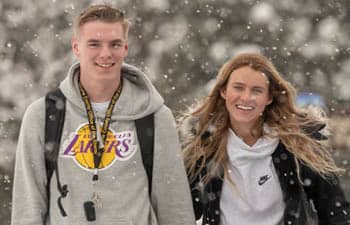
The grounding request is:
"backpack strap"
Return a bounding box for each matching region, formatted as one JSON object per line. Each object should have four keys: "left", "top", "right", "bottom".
{"left": 45, "top": 88, "right": 68, "bottom": 217}
{"left": 135, "top": 113, "right": 154, "bottom": 197}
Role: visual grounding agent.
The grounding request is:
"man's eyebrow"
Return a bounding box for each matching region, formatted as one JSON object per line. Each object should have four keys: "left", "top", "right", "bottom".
{"left": 111, "top": 39, "right": 124, "bottom": 43}
{"left": 86, "top": 39, "right": 124, "bottom": 43}
{"left": 87, "top": 39, "right": 100, "bottom": 43}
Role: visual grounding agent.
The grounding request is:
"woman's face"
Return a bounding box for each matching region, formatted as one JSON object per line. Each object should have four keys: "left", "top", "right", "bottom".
{"left": 220, "top": 66, "right": 272, "bottom": 130}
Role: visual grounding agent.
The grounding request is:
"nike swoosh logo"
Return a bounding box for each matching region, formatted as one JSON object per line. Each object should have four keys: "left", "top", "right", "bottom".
{"left": 258, "top": 175, "right": 271, "bottom": 185}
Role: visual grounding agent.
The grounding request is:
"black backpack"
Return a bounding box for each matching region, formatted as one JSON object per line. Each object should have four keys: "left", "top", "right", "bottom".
{"left": 44, "top": 88, "right": 154, "bottom": 217}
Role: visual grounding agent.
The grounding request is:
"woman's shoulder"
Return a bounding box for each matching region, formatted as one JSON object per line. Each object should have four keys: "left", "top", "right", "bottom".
{"left": 297, "top": 106, "right": 329, "bottom": 140}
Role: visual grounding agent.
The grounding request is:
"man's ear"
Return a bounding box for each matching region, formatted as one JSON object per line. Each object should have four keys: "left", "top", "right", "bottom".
{"left": 71, "top": 37, "right": 80, "bottom": 57}
{"left": 124, "top": 42, "right": 128, "bottom": 57}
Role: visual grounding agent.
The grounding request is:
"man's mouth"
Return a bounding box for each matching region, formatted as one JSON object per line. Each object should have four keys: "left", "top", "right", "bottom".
{"left": 95, "top": 62, "right": 115, "bottom": 68}
{"left": 235, "top": 104, "right": 254, "bottom": 111}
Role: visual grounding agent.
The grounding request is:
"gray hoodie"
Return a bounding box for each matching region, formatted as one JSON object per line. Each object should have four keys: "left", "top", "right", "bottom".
{"left": 11, "top": 62, "right": 196, "bottom": 225}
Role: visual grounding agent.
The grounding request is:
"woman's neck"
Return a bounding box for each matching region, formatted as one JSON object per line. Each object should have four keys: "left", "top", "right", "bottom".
{"left": 231, "top": 121, "right": 263, "bottom": 146}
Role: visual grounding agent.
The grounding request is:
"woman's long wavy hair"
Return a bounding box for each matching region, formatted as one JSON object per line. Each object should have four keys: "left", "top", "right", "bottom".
{"left": 182, "top": 53, "right": 342, "bottom": 185}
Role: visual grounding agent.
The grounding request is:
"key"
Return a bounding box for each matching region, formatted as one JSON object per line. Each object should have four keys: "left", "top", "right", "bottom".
{"left": 92, "top": 192, "right": 102, "bottom": 208}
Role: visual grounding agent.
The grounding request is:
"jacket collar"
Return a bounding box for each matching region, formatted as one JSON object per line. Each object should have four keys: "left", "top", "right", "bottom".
{"left": 272, "top": 143, "right": 308, "bottom": 225}
{"left": 272, "top": 143, "right": 300, "bottom": 200}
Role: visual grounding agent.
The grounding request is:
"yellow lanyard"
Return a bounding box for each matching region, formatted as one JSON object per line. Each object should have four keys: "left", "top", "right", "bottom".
{"left": 78, "top": 79, "right": 122, "bottom": 179}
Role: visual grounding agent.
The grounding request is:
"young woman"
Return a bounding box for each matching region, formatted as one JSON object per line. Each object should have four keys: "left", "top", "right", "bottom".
{"left": 180, "top": 53, "right": 350, "bottom": 225}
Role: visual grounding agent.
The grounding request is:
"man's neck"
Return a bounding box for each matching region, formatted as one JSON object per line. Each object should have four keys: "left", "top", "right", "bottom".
{"left": 80, "top": 77, "right": 121, "bottom": 103}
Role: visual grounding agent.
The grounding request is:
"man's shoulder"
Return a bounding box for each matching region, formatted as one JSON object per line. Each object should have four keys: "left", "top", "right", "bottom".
{"left": 152, "top": 105, "right": 178, "bottom": 131}
{"left": 22, "top": 96, "right": 46, "bottom": 121}
{"left": 154, "top": 105, "right": 174, "bottom": 120}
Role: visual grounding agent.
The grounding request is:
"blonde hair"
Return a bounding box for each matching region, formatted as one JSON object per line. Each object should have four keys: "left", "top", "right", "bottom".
{"left": 182, "top": 53, "right": 342, "bottom": 185}
{"left": 74, "top": 4, "right": 131, "bottom": 39}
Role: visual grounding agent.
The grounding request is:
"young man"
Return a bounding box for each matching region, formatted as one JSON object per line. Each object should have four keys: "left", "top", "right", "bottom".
{"left": 11, "top": 4, "right": 195, "bottom": 225}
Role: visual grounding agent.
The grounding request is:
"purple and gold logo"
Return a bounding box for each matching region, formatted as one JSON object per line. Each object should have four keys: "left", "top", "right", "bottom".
{"left": 62, "top": 124, "right": 136, "bottom": 171}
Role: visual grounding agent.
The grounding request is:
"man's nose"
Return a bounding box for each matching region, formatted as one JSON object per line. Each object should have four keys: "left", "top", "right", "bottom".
{"left": 99, "top": 46, "right": 112, "bottom": 58}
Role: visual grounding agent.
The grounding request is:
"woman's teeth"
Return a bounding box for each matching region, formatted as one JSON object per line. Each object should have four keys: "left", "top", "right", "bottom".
{"left": 236, "top": 104, "right": 254, "bottom": 111}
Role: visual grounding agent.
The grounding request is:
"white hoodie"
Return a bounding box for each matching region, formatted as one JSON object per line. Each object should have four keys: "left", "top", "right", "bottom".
{"left": 11, "top": 62, "right": 196, "bottom": 225}
{"left": 220, "top": 128, "right": 285, "bottom": 225}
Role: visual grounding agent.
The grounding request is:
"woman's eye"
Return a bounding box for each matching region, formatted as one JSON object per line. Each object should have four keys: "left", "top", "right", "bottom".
{"left": 233, "top": 86, "right": 243, "bottom": 90}
{"left": 253, "top": 89, "right": 264, "bottom": 94}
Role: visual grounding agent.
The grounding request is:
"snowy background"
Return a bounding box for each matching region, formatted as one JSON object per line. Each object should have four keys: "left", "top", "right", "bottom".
{"left": 1, "top": 0, "right": 350, "bottom": 223}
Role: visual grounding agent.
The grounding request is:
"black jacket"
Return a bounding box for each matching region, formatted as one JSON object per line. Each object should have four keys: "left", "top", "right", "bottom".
{"left": 191, "top": 143, "right": 350, "bottom": 225}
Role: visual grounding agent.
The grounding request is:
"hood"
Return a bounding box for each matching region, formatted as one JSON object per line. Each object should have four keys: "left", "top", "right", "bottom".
{"left": 227, "top": 128, "right": 279, "bottom": 165}
{"left": 59, "top": 62, "right": 164, "bottom": 120}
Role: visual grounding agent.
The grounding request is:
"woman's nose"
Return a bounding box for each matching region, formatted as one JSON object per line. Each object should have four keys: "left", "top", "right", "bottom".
{"left": 240, "top": 90, "right": 252, "bottom": 101}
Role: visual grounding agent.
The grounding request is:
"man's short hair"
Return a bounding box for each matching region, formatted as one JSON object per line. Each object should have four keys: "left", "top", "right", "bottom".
{"left": 74, "top": 4, "right": 131, "bottom": 39}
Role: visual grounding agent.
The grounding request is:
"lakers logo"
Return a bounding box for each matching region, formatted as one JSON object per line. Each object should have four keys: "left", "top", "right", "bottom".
{"left": 62, "top": 124, "right": 136, "bottom": 171}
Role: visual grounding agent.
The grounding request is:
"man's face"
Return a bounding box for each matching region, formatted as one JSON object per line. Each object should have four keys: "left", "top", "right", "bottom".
{"left": 72, "top": 21, "right": 128, "bottom": 84}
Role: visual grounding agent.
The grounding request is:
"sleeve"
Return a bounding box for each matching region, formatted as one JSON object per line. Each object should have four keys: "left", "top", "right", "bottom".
{"left": 302, "top": 166, "right": 350, "bottom": 225}
{"left": 11, "top": 98, "right": 48, "bottom": 225}
{"left": 151, "top": 105, "right": 196, "bottom": 225}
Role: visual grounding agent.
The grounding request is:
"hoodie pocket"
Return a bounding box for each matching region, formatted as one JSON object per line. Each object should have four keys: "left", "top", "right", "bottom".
{"left": 107, "top": 217, "right": 133, "bottom": 225}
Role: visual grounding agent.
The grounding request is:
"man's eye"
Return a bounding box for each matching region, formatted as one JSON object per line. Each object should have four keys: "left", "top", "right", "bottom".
{"left": 112, "top": 43, "right": 123, "bottom": 48}
{"left": 88, "top": 43, "right": 99, "bottom": 47}
{"left": 233, "top": 86, "right": 243, "bottom": 90}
